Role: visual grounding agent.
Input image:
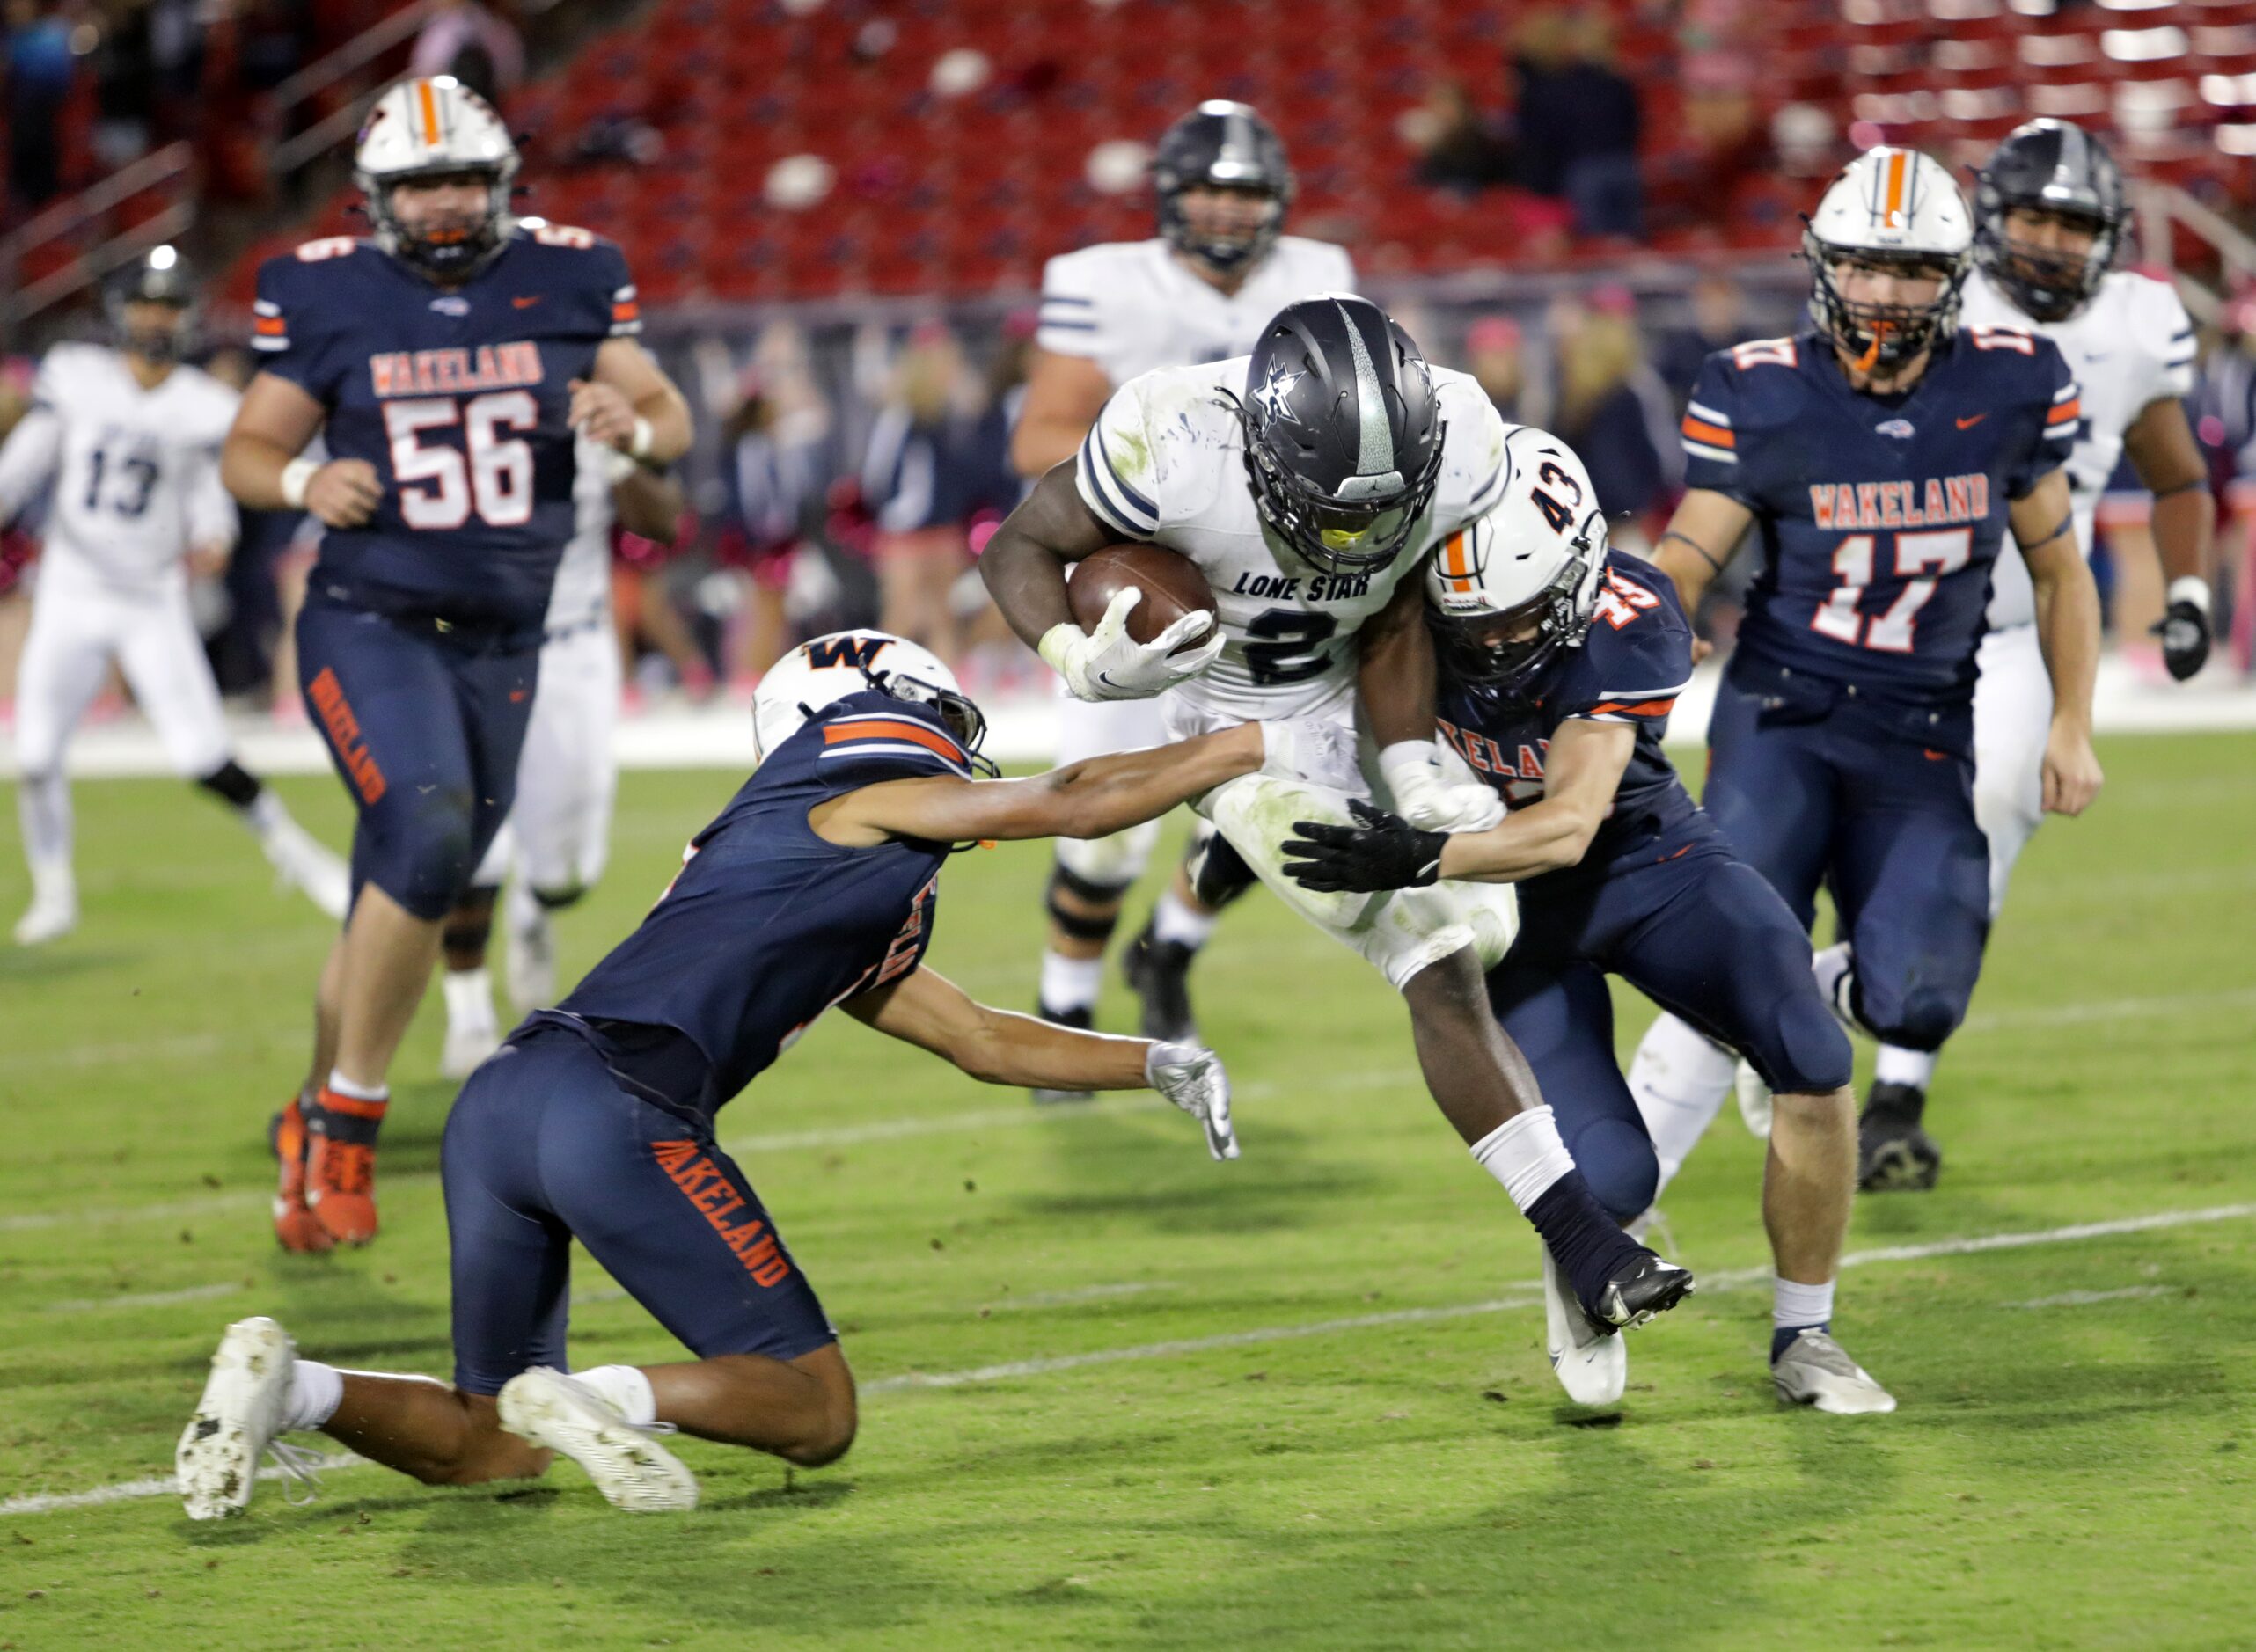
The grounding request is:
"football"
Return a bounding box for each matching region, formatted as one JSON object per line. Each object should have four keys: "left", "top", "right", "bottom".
{"left": 1067, "top": 544, "right": 1218, "bottom": 654}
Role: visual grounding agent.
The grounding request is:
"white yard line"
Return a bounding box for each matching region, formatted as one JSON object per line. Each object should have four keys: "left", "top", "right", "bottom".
{"left": 2005, "top": 1285, "right": 2174, "bottom": 1310}
{"left": 8, "top": 1200, "right": 2249, "bottom": 1518}
{"left": 46, "top": 1281, "right": 245, "bottom": 1314}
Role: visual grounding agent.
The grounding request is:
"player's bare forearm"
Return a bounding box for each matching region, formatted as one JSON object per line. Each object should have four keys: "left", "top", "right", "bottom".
{"left": 219, "top": 430, "right": 300, "bottom": 508}
{"left": 589, "top": 338, "right": 692, "bottom": 466}
{"left": 1436, "top": 720, "right": 1631, "bottom": 881}
{"left": 978, "top": 464, "right": 1118, "bottom": 647}
{"left": 1358, "top": 573, "right": 1437, "bottom": 747}
{"left": 222, "top": 372, "right": 328, "bottom": 508}
{"left": 2013, "top": 477, "right": 2100, "bottom": 729}
{"left": 2126, "top": 398, "right": 2215, "bottom": 586}
{"left": 1652, "top": 488, "right": 1754, "bottom": 615}
{"left": 612, "top": 465, "right": 685, "bottom": 542}
{"left": 848, "top": 967, "right": 1150, "bottom": 1089}
{"left": 1009, "top": 349, "right": 1113, "bottom": 479}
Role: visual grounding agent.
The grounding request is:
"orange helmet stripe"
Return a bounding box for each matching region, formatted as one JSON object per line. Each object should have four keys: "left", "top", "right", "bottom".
{"left": 1882, "top": 150, "right": 1908, "bottom": 228}
{"left": 416, "top": 78, "right": 442, "bottom": 148}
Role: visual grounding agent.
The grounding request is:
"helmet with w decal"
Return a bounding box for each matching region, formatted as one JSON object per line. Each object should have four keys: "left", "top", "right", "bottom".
{"left": 1805, "top": 147, "right": 1973, "bottom": 375}
{"left": 751, "top": 630, "right": 993, "bottom": 773}
{"left": 1424, "top": 433, "right": 1608, "bottom": 702}
{"left": 354, "top": 76, "right": 520, "bottom": 281}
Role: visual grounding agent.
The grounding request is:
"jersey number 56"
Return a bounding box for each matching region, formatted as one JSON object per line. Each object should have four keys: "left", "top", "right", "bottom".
{"left": 383, "top": 391, "right": 538, "bottom": 530}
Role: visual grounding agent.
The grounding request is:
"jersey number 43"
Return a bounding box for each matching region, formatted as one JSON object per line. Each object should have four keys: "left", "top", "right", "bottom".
{"left": 384, "top": 391, "right": 538, "bottom": 530}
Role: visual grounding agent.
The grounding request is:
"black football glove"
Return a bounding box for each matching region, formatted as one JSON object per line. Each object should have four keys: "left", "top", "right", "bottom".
{"left": 2152, "top": 580, "right": 2213, "bottom": 683}
{"left": 1281, "top": 799, "right": 1447, "bottom": 894}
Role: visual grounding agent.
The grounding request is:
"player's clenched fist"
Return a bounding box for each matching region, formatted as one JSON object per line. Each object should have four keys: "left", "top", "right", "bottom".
{"left": 304, "top": 458, "right": 383, "bottom": 530}
{"left": 568, "top": 376, "right": 641, "bottom": 452}
{"left": 2040, "top": 721, "right": 2103, "bottom": 817}
{"left": 1039, "top": 586, "right": 1222, "bottom": 702}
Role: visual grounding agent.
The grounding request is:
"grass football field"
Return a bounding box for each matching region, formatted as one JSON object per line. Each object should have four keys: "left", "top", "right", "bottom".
{"left": 3, "top": 732, "right": 2253, "bottom": 1650}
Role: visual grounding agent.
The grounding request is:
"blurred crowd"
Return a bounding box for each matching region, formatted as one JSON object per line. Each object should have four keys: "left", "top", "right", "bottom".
{"left": 6, "top": 271, "right": 2255, "bottom": 734}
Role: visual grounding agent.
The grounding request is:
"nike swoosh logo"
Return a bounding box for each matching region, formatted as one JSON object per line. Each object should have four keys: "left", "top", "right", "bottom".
{"left": 1956, "top": 413, "right": 1988, "bottom": 429}
{"left": 512, "top": 296, "right": 543, "bottom": 309}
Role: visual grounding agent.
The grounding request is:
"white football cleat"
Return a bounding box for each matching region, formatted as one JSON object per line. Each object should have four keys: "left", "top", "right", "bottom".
{"left": 178, "top": 1316, "right": 322, "bottom": 1518}
{"left": 1541, "top": 1246, "right": 1627, "bottom": 1407}
{"left": 440, "top": 1021, "right": 502, "bottom": 1080}
{"left": 504, "top": 884, "right": 558, "bottom": 1013}
{"left": 260, "top": 815, "right": 352, "bottom": 921}
{"left": 1773, "top": 1328, "right": 1897, "bottom": 1415}
{"left": 497, "top": 1367, "right": 698, "bottom": 1512}
{"left": 12, "top": 888, "right": 77, "bottom": 947}
{"left": 1733, "top": 1059, "right": 1774, "bottom": 1139}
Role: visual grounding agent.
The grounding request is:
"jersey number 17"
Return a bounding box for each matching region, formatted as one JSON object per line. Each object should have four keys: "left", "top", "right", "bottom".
{"left": 1811, "top": 529, "right": 1972, "bottom": 654}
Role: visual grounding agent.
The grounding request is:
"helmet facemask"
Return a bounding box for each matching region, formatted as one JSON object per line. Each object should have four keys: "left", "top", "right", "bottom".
{"left": 364, "top": 164, "right": 513, "bottom": 282}
{"left": 861, "top": 662, "right": 999, "bottom": 778}
{"left": 1160, "top": 182, "right": 1285, "bottom": 274}
{"left": 1806, "top": 234, "right": 1969, "bottom": 375}
{"left": 1975, "top": 205, "right": 2115, "bottom": 324}
{"left": 1237, "top": 415, "right": 1446, "bottom": 577}
{"left": 111, "top": 297, "right": 192, "bottom": 365}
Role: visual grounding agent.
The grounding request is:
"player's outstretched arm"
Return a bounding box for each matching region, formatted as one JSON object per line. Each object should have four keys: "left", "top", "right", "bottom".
{"left": 577, "top": 338, "right": 692, "bottom": 469}
{"left": 2010, "top": 468, "right": 2104, "bottom": 817}
{"left": 2122, "top": 395, "right": 2217, "bottom": 680}
{"left": 846, "top": 966, "right": 1238, "bottom": 1159}
{"left": 810, "top": 723, "right": 1269, "bottom": 848}
{"left": 1010, "top": 349, "right": 1114, "bottom": 479}
{"left": 1652, "top": 489, "right": 1755, "bottom": 643}
{"left": 222, "top": 372, "right": 381, "bottom": 528}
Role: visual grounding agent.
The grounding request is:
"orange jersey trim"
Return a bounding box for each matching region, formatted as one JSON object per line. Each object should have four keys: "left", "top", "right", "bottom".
{"left": 2047, "top": 398, "right": 2082, "bottom": 426}
{"left": 1585, "top": 697, "right": 1678, "bottom": 718}
{"left": 612, "top": 301, "right": 640, "bottom": 323}
{"left": 253, "top": 316, "right": 286, "bottom": 336}
{"left": 1680, "top": 416, "right": 1735, "bottom": 449}
{"left": 823, "top": 718, "right": 966, "bottom": 762}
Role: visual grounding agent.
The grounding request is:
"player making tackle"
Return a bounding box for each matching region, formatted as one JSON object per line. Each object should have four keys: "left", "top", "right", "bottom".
{"left": 217, "top": 77, "right": 697, "bottom": 1254}
{"left": 179, "top": 633, "right": 1285, "bottom": 1517}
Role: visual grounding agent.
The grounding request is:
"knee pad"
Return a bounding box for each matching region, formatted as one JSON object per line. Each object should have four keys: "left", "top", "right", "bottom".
{"left": 1054, "top": 818, "right": 1160, "bottom": 889}
{"left": 1874, "top": 985, "right": 1964, "bottom": 1054}
{"left": 365, "top": 794, "right": 478, "bottom": 921}
{"left": 1046, "top": 861, "right": 1131, "bottom": 943}
{"left": 1566, "top": 1115, "right": 1661, "bottom": 1224}
{"left": 1746, "top": 989, "right": 1855, "bottom": 1096}
{"left": 1186, "top": 825, "right": 1256, "bottom": 910}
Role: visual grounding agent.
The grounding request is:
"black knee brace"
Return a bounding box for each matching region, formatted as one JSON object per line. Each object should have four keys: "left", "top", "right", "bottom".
{"left": 531, "top": 883, "right": 589, "bottom": 912}
{"left": 195, "top": 759, "right": 263, "bottom": 810}
{"left": 1046, "top": 862, "right": 1131, "bottom": 944}
{"left": 1187, "top": 830, "right": 1257, "bottom": 910}
{"left": 443, "top": 887, "right": 498, "bottom": 970}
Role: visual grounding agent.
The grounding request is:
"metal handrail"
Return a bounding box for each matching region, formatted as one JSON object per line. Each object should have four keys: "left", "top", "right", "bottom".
{"left": 267, "top": 0, "right": 444, "bottom": 114}
{"left": 3, "top": 207, "right": 195, "bottom": 327}
{"left": 0, "top": 142, "right": 193, "bottom": 267}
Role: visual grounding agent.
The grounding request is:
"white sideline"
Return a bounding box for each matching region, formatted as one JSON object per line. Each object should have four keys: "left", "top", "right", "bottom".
{"left": 4, "top": 1200, "right": 2248, "bottom": 1519}
{"left": 2006, "top": 1285, "right": 2174, "bottom": 1310}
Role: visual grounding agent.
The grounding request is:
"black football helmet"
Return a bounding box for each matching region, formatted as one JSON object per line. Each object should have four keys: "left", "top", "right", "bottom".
{"left": 1974, "top": 119, "right": 2126, "bottom": 323}
{"left": 1153, "top": 100, "right": 1293, "bottom": 274}
{"left": 1227, "top": 296, "right": 1447, "bottom": 577}
{"left": 105, "top": 245, "right": 196, "bottom": 364}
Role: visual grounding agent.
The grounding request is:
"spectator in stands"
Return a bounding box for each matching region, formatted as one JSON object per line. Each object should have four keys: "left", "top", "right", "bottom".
{"left": 1653, "top": 273, "right": 1749, "bottom": 407}
{"left": 1551, "top": 288, "right": 1677, "bottom": 545}
{"left": 1464, "top": 314, "right": 1533, "bottom": 427}
{"left": 1403, "top": 78, "right": 1515, "bottom": 196}
{"left": 410, "top": 0, "right": 524, "bottom": 105}
{"left": 862, "top": 320, "right": 978, "bottom": 664}
{"left": 718, "top": 368, "right": 828, "bottom": 682}
{"left": 951, "top": 317, "right": 1041, "bottom": 696}
{"left": 90, "top": 0, "right": 157, "bottom": 169}
{"left": 1511, "top": 10, "right": 1643, "bottom": 240}
{"left": 5, "top": 0, "right": 77, "bottom": 214}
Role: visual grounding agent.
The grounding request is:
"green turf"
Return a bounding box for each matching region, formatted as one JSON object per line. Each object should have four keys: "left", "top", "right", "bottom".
{"left": 2, "top": 735, "right": 2253, "bottom": 1651}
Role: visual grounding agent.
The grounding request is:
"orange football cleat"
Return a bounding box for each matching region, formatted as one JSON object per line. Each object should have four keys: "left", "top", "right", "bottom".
{"left": 270, "top": 1097, "right": 333, "bottom": 1254}
{"left": 304, "top": 1085, "right": 387, "bottom": 1246}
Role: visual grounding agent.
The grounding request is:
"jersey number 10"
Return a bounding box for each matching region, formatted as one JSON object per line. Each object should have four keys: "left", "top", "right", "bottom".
{"left": 383, "top": 391, "right": 538, "bottom": 530}
{"left": 1811, "top": 529, "right": 1972, "bottom": 653}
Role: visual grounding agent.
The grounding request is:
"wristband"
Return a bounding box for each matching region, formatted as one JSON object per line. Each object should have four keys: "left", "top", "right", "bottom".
{"left": 596, "top": 442, "right": 640, "bottom": 486}
{"left": 2167, "top": 575, "right": 2212, "bottom": 615}
{"left": 629, "top": 415, "right": 655, "bottom": 460}
{"left": 1037, "top": 622, "right": 1081, "bottom": 676}
{"left": 279, "top": 457, "right": 320, "bottom": 510}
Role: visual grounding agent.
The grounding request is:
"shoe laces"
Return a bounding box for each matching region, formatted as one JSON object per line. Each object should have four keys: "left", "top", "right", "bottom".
{"left": 313, "top": 1139, "right": 375, "bottom": 1197}
{"left": 267, "top": 1437, "right": 328, "bottom": 1506}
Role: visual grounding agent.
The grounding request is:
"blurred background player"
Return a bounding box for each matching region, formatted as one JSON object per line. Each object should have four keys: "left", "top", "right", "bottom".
{"left": 1282, "top": 445, "right": 1889, "bottom": 1414}
{"left": 221, "top": 76, "right": 692, "bottom": 1252}
{"left": 1822, "top": 120, "right": 2210, "bottom": 1181}
{"left": 0, "top": 248, "right": 347, "bottom": 947}
{"left": 1009, "top": 99, "right": 1354, "bottom": 1078}
{"left": 1625, "top": 149, "right": 2104, "bottom": 1196}
{"left": 436, "top": 433, "right": 685, "bottom": 1078}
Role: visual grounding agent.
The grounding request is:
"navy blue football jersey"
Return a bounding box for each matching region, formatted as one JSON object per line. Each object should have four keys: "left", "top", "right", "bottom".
{"left": 1435, "top": 551, "right": 1699, "bottom": 869}
{"left": 252, "top": 224, "right": 641, "bottom": 628}
{"left": 1682, "top": 326, "right": 2077, "bottom": 704}
{"left": 537, "top": 690, "right": 970, "bottom": 1123}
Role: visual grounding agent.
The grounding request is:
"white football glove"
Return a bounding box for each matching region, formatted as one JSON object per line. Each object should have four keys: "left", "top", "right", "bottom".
{"left": 1257, "top": 716, "right": 1363, "bottom": 793}
{"left": 1039, "top": 587, "right": 1224, "bottom": 703}
{"left": 1378, "top": 740, "right": 1505, "bottom": 832}
{"left": 1145, "top": 1040, "right": 1239, "bottom": 1161}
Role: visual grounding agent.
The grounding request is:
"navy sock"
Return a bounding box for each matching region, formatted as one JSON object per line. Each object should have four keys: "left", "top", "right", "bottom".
{"left": 1527, "top": 1171, "right": 1648, "bottom": 1310}
{"left": 1771, "top": 1322, "right": 1829, "bottom": 1363}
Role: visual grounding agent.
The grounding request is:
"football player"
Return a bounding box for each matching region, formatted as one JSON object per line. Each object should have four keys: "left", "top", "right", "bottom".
{"left": 222, "top": 77, "right": 693, "bottom": 1251}
{"left": 0, "top": 248, "right": 348, "bottom": 945}
{"left": 1828, "top": 120, "right": 2208, "bottom": 1183}
{"left": 1013, "top": 99, "right": 1355, "bottom": 1077}
{"left": 1281, "top": 445, "right": 1892, "bottom": 1414}
{"left": 1622, "top": 149, "right": 2104, "bottom": 1195}
{"left": 435, "top": 435, "right": 685, "bottom": 1079}
{"left": 177, "top": 633, "right": 1272, "bottom": 1517}
{"left": 983, "top": 294, "right": 1696, "bottom": 1346}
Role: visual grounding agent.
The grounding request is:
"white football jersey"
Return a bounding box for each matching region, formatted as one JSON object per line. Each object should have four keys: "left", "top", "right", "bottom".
{"left": 1037, "top": 236, "right": 1356, "bottom": 388}
{"left": 0, "top": 344, "right": 238, "bottom": 589}
{"left": 545, "top": 435, "right": 619, "bottom": 632}
{"left": 1076, "top": 355, "right": 1510, "bottom": 725}
{"left": 1959, "top": 267, "right": 2196, "bottom": 626}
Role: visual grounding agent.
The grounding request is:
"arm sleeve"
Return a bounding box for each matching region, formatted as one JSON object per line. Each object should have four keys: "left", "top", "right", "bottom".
{"left": 1073, "top": 377, "right": 1164, "bottom": 539}
{"left": 2011, "top": 342, "right": 2079, "bottom": 499}
{"left": 1679, "top": 353, "right": 1747, "bottom": 499}
{"left": 1036, "top": 252, "right": 1108, "bottom": 360}
{"left": 0, "top": 403, "right": 62, "bottom": 526}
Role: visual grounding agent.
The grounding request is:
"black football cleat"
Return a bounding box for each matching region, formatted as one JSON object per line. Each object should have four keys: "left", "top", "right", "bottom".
{"left": 1030, "top": 1001, "right": 1096, "bottom": 1105}
{"left": 1857, "top": 1081, "right": 1942, "bottom": 1191}
{"left": 1122, "top": 921, "right": 1199, "bottom": 1044}
{"left": 1578, "top": 1251, "right": 1696, "bottom": 1337}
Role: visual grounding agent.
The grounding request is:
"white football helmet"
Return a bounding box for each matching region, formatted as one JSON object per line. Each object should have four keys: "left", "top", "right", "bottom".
{"left": 354, "top": 76, "right": 520, "bottom": 279}
{"left": 1805, "top": 147, "right": 1974, "bottom": 372}
{"left": 1425, "top": 432, "right": 1608, "bottom": 698}
{"left": 751, "top": 631, "right": 992, "bottom": 771}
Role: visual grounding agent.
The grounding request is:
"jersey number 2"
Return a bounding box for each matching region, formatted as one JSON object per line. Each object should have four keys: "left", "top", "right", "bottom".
{"left": 1242, "top": 608, "right": 1337, "bottom": 684}
{"left": 1811, "top": 530, "right": 1973, "bottom": 653}
{"left": 383, "top": 391, "right": 538, "bottom": 530}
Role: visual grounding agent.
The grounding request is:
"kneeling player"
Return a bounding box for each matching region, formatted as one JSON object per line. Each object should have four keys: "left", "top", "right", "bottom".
{"left": 179, "top": 632, "right": 1281, "bottom": 1517}
{"left": 1283, "top": 450, "right": 1893, "bottom": 1414}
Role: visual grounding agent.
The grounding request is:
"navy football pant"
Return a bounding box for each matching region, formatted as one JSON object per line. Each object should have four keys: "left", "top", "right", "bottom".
{"left": 296, "top": 592, "right": 538, "bottom": 922}
{"left": 1490, "top": 815, "right": 1853, "bottom": 1221}
{"left": 1703, "top": 668, "right": 1992, "bottom": 1055}
{"left": 443, "top": 1022, "right": 836, "bottom": 1395}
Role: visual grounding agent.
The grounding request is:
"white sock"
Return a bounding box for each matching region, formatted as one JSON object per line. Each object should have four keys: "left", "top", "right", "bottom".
{"left": 1038, "top": 951, "right": 1102, "bottom": 1015}
{"left": 573, "top": 1363, "right": 657, "bottom": 1427}
{"left": 1628, "top": 1013, "right": 1737, "bottom": 1195}
{"left": 18, "top": 770, "right": 70, "bottom": 866}
{"left": 443, "top": 967, "right": 497, "bottom": 1033}
{"left": 326, "top": 1069, "right": 388, "bottom": 1103}
{"left": 1151, "top": 889, "right": 1218, "bottom": 950}
{"left": 244, "top": 789, "right": 287, "bottom": 835}
{"left": 1774, "top": 1276, "right": 1835, "bottom": 1332}
{"left": 283, "top": 1359, "right": 343, "bottom": 1431}
{"left": 1469, "top": 1105, "right": 1575, "bottom": 1215}
{"left": 1874, "top": 1044, "right": 1937, "bottom": 1090}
